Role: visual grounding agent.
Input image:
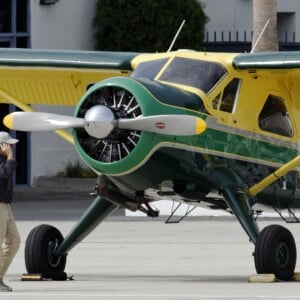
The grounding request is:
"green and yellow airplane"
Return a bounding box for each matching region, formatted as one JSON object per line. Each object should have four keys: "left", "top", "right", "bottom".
{"left": 2, "top": 47, "right": 300, "bottom": 281}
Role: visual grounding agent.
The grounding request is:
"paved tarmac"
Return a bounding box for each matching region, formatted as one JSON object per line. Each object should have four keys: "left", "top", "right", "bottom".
{"left": 2, "top": 191, "right": 300, "bottom": 299}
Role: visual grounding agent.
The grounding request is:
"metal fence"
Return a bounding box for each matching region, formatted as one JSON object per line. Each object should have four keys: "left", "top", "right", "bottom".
{"left": 205, "top": 31, "right": 296, "bottom": 43}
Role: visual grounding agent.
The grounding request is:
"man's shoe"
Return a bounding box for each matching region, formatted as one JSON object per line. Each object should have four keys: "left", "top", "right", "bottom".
{"left": 0, "top": 280, "right": 12, "bottom": 292}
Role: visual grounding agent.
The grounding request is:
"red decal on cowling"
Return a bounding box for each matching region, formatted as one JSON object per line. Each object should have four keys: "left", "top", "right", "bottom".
{"left": 155, "top": 122, "right": 166, "bottom": 129}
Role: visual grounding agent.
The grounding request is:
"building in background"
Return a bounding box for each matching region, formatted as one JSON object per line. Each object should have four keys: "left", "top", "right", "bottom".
{"left": 30, "top": 0, "right": 97, "bottom": 185}
{"left": 0, "top": 0, "right": 97, "bottom": 185}
{"left": 0, "top": 0, "right": 300, "bottom": 185}
{"left": 202, "top": 0, "right": 300, "bottom": 52}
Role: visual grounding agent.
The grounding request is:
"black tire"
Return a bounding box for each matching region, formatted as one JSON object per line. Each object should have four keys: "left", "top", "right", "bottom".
{"left": 25, "top": 224, "right": 67, "bottom": 280}
{"left": 254, "top": 224, "right": 296, "bottom": 281}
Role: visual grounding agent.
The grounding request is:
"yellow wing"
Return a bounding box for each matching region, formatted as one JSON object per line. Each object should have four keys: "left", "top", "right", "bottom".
{"left": 0, "top": 48, "right": 140, "bottom": 143}
{"left": 0, "top": 48, "right": 140, "bottom": 109}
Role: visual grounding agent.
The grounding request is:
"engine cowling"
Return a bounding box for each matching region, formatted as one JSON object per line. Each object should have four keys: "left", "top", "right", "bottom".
{"left": 73, "top": 77, "right": 156, "bottom": 176}
{"left": 73, "top": 76, "right": 205, "bottom": 176}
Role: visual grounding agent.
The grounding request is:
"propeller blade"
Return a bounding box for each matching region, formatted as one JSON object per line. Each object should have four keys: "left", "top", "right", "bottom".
{"left": 3, "top": 111, "right": 84, "bottom": 131}
{"left": 117, "top": 115, "right": 206, "bottom": 136}
{"left": 4, "top": 108, "right": 206, "bottom": 139}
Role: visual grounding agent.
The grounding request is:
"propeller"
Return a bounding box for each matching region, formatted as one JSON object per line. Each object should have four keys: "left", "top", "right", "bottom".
{"left": 3, "top": 105, "right": 206, "bottom": 138}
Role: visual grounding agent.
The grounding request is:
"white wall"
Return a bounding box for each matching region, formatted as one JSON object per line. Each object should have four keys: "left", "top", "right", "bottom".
{"left": 29, "top": 0, "right": 97, "bottom": 183}
{"left": 278, "top": 0, "right": 298, "bottom": 12}
{"left": 30, "top": 106, "right": 82, "bottom": 184}
{"left": 201, "top": 0, "right": 252, "bottom": 42}
{"left": 31, "top": 0, "right": 97, "bottom": 50}
{"left": 277, "top": 0, "right": 298, "bottom": 42}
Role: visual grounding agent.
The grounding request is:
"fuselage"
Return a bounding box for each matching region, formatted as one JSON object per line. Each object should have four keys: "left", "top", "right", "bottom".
{"left": 75, "top": 50, "right": 300, "bottom": 211}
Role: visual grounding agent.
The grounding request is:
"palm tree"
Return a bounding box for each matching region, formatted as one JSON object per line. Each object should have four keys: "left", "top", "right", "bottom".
{"left": 252, "top": 0, "right": 278, "bottom": 52}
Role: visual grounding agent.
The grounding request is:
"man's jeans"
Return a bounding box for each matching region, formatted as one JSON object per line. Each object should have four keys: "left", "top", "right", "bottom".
{"left": 0, "top": 203, "right": 20, "bottom": 279}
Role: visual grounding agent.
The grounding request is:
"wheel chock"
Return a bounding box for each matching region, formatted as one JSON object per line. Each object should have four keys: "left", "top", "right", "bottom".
{"left": 292, "top": 273, "right": 300, "bottom": 281}
{"left": 21, "top": 273, "right": 73, "bottom": 281}
{"left": 249, "top": 273, "right": 300, "bottom": 283}
{"left": 249, "top": 274, "right": 277, "bottom": 283}
{"left": 21, "top": 273, "right": 43, "bottom": 281}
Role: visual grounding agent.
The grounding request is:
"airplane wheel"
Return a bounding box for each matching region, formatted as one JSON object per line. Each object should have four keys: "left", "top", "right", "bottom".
{"left": 254, "top": 224, "right": 296, "bottom": 281}
{"left": 25, "top": 224, "right": 67, "bottom": 280}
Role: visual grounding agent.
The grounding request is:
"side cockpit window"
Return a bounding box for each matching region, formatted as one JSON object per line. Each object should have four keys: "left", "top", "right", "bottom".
{"left": 212, "top": 78, "right": 241, "bottom": 113}
{"left": 259, "top": 95, "right": 293, "bottom": 137}
{"left": 220, "top": 78, "right": 240, "bottom": 113}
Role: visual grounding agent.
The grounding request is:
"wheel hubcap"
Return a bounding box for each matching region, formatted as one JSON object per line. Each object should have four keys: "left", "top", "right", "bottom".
{"left": 276, "top": 242, "right": 289, "bottom": 268}
{"left": 48, "top": 239, "right": 63, "bottom": 268}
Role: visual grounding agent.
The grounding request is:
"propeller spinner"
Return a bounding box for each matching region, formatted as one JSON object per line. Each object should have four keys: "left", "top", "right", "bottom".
{"left": 3, "top": 105, "right": 206, "bottom": 138}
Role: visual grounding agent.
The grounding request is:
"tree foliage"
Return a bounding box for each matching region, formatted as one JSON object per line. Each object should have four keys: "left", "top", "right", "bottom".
{"left": 93, "top": 0, "right": 208, "bottom": 52}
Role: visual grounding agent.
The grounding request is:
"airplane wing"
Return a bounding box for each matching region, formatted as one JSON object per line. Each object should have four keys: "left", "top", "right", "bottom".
{"left": 0, "top": 48, "right": 140, "bottom": 108}
{"left": 233, "top": 51, "right": 300, "bottom": 70}
{"left": 0, "top": 48, "right": 140, "bottom": 143}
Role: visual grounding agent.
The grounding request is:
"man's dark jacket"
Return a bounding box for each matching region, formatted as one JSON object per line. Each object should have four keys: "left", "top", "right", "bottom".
{"left": 0, "top": 155, "right": 17, "bottom": 203}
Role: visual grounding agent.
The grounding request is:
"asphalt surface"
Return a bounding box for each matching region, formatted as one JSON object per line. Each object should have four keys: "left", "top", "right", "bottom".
{"left": 2, "top": 189, "right": 300, "bottom": 299}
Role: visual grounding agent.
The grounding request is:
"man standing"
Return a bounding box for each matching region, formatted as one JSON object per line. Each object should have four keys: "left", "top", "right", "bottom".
{"left": 0, "top": 131, "right": 20, "bottom": 292}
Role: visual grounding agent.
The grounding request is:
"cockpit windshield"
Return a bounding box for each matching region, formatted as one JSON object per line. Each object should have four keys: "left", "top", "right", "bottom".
{"left": 130, "top": 58, "right": 168, "bottom": 80}
{"left": 159, "top": 57, "right": 227, "bottom": 93}
{"left": 131, "top": 56, "right": 227, "bottom": 94}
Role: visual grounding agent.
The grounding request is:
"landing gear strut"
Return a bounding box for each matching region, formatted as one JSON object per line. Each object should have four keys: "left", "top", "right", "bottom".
{"left": 24, "top": 195, "right": 118, "bottom": 280}
{"left": 210, "top": 167, "right": 297, "bottom": 281}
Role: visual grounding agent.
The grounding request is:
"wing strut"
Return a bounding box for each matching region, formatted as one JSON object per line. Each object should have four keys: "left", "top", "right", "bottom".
{"left": 248, "top": 155, "right": 300, "bottom": 196}
{"left": 0, "top": 87, "right": 74, "bottom": 144}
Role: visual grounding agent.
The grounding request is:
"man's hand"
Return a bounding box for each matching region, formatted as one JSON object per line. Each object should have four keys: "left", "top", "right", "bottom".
{"left": 1, "top": 143, "right": 14, "bottom": 160}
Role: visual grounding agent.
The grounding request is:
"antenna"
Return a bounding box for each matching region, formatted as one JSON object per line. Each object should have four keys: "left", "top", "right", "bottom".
{"left": 167, "top": 20, "right": 186, "bottom": 52}
{"left": 251, "top": 19, "right": 270, "bottom": 53}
